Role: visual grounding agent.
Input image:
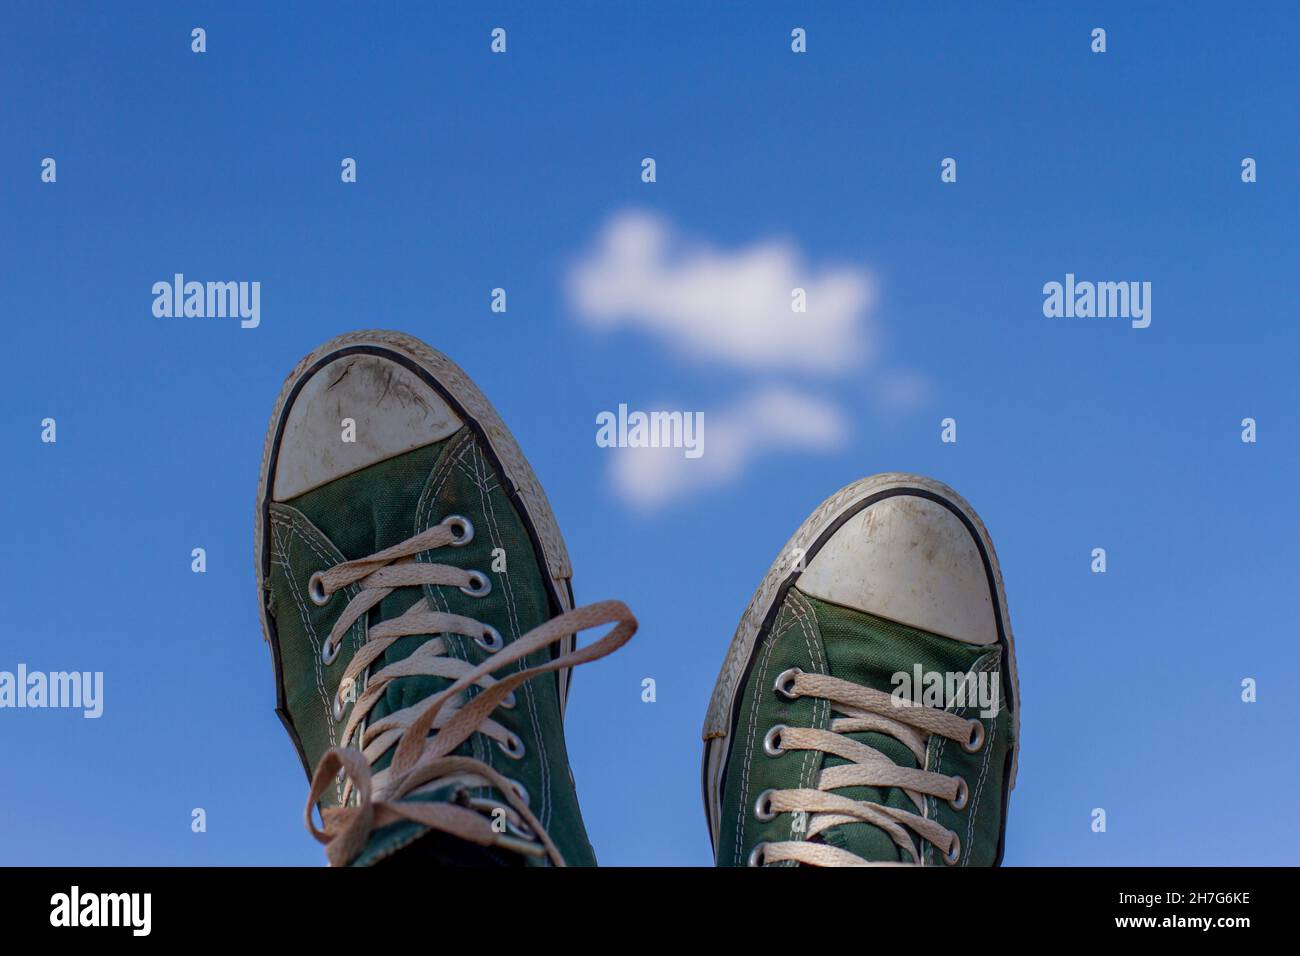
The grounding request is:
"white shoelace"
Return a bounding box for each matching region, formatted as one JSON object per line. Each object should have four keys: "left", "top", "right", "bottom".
{"left": 752, "top": 669, "right": 985, "bottom": 866}
{"left": 303, "top": 515, "right": 636, "bottom": 866}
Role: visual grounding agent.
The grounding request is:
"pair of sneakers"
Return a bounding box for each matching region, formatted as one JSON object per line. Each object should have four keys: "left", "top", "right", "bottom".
{"left": 255, "top": 331, "right": 1020, "bottom": 867}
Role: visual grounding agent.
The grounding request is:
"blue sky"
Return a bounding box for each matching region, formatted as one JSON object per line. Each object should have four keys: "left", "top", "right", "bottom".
{"left": 1, "top": 2, "right": 1297, "bottom": 866}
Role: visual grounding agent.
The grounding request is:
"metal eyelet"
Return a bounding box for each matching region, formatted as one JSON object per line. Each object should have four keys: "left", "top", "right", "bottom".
{"left": 308, "top": 571, "right": 330, "bottom": 606}
{"left": 943, "top": 832, "right": 961, "bottom": 865}
{"left": 949, "top": 776, "right": 969, "bottom": 811}
{"left": 962, "top": 718, "right": 985, "bottom": 753}
{"left": 504, "top": 780, "right": 535, "bottom": 839}
{"left": 460, "top": 570, "right": 492, "bottom": 598}
{"left": 774, "top": 667, "right": 803, "bottom": 700}
{"left": 498, "top": 732, "right": 525, "bottom": 760}
{"left": 476, "top": 624, "right": 504, "bottom": 651}
{"left": 506, "top": 818, "right": 535, "bottom": 841}
{"left": 332, "top": 689, "right": 348, "bottom": 721}
{"left": 499, "top": 689, "right": 517, "bottom": 710}
{"left": 754, "top": 789, "right": 777, "bottom": 822}
{"left": 321, "top": 635, "right": 341, "bottom": 666}
{"left": 763, "top": 724, "right": 787, "bottom": 757}
{"left": 445, "top": 515, "right": 474, "bottom": 546}
{"left": 747, "top": 842, "right": 769, "bottom": 867}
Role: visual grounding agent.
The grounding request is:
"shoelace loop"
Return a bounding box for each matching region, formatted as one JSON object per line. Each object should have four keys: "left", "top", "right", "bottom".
{"left": 302, "top": 515, "right": 636, "bottom": 866}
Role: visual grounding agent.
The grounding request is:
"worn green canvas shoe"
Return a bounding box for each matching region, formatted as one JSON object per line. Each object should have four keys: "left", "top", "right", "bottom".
{"left": 702, "top": 475, "right": 1019, "bottom": 866}
{"left": 255, "top": 330, "right": 636, "bottom": 867}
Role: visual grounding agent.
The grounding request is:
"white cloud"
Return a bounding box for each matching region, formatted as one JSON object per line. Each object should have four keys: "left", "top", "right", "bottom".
{"left": 569, "top": 210, "right": 928, "bottom": 509}
{"left": 608, "top": 387, "right": 849, "bottom": 511}
{"left": 567, "top": 210, "right": 876, "bottom": 373}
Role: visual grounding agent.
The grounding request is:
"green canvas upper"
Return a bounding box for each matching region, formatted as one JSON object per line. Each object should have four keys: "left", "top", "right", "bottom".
{"left": 717, "top": 588, "right": 1014, "bottom": 866}
{"left": 264, "top": 428, "right": 596, "bottom": 866}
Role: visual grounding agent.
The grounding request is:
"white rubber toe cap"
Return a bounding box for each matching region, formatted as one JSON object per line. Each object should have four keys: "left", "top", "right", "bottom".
{"left": 271, "top": 353, "right": 463, "bottom": 501}
{"left": 797, "top": 492, "right": 998, "bottom": 646}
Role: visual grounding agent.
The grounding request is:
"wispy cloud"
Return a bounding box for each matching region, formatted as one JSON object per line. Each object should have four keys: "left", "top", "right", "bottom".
{"left": 608, "top": 387, "right": 849, "bottom": 511}
{"left": 568, "top": 210, "right": 924, "bottom": 510}
{"left": 567, "top": 210, "right": 875, "bottom": 374}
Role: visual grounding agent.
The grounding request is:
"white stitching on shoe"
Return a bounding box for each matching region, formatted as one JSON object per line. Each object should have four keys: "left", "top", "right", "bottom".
{"left": 474, "top": 446, "right": 552, "bottom": 829}
{"left": 923, "top": 650, "right": 998, "bottom": 865}
{"left": 785, "top": 592, "right": 829, "bottom": 832}
{"left": 415, "top": 433, "right": 487, "bottom": 768}
{"left": 272, "top": 511, "right": 338, "bottom": 749}
{"left": 963, "top": 654, "right": 1000, "bottom": 865}
{"left": 733, "top": 608, "right": 784, "bottom": 865}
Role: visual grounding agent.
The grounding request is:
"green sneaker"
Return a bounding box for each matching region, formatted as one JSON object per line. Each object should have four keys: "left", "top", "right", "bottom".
{"left": 255, "top": 330, "right": 636, "bottom": 867}
{"left": 702, "top": 475, "right": 1019, "bottom": 866}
